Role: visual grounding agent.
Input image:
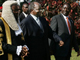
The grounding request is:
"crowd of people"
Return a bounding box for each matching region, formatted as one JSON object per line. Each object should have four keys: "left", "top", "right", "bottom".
{"left": 0, "top": 0, "right": 80, "bottom": 60}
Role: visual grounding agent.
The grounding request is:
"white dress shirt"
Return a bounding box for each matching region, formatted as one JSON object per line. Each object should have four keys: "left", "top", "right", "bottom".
{"left": 22, "top": 12, "right": 28, "bottom": 17}
{"left": 30, "top": 14, "right": 42, "bottom": 28}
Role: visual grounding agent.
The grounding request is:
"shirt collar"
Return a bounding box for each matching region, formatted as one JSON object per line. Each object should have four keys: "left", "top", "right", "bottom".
{"left": 61, "top": 13, "right": 69, "bottom": 19}
{"left": 30, "top": 14, "right": 39, "bottom": 20}
{"left": 22, "top": 12, "right": 28, "bottom": 17}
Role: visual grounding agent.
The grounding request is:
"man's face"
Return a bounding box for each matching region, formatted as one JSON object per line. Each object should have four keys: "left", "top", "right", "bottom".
{"left": 11, "top": 4, "right": 18, "bottom": 20}
{"left": 33, "top": 3, "right": 40, "bottom": 17}
{"left": 17, "top": 5, "right": 21, "bottom": 15}
{"left": 61, "top": 4, "right": 70, "bottom": 16}
{"left": 22, "top": 4, "right": 28, "bottom": 14}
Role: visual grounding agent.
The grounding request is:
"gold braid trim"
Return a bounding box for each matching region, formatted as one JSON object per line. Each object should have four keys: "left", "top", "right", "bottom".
{"left": 21, "top": 33, "right": 25, "bottom": 60}
{"left": 0, "top": 34, "right": 4, "bottom": 37}
{"left": 0, "top": 38, "right": 4, "bottom": 55}
{"left": 0, "top": 24, "right": 4, "bottom": 55}
{"left": 21, "top": 33, "right": 24, "bottom": 41}
{"left": 0, "top": 26, "right": 3, "bottom": 32}
{"left": 0, "top": 17, "right": 12, "bottom": 60}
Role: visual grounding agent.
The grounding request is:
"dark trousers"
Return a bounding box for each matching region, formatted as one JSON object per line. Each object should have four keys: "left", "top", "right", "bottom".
{"left": 55, "top": 56, "right": 70, "bottom": 60}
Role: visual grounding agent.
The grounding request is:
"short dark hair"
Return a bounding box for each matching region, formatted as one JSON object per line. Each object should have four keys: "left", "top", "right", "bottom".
{"left": 11, "top": 3, "right": 18, "bottom": 8}
{"left": 22, "top": 2, "right": 29, "bottom": 6}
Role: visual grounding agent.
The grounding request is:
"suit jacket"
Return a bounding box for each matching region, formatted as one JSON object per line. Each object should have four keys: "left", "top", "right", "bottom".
{"left": 0, "top": 19, "right": 25, "bottom": 60}
{"left": 20, "top": 15, "right": 62, "bottom": 60}
{"left": 19, "top": 12, "right": 26, "bottom": 22}
{"left": 50, "top": 14, "right": 79, "bottom": 57}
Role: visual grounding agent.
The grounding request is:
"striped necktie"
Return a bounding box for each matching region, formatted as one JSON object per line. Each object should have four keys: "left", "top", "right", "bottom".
{"left": 66, "top": 17, "right": 71, "bottom": 34}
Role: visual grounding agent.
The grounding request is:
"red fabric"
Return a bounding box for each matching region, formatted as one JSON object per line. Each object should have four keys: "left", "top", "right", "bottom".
{"left": 66, "top": 17, "right": 71, "bottom": 34}
{"left": 47, "top": 6, "right": 49, "bottom": 11}
{"left": 0, "top": 6, "right": 2, "bottom": 9}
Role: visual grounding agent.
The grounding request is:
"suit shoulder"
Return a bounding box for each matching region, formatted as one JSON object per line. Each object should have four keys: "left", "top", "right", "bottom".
{"left": 21, "top": 15, "right": 31, "bottom": 24}
{"left": 52, "top": 14, "right": 60, "bottom": 18}
{"left": 24, "top": 15, "right": 31, "bottom": 21}
{"left": 19, "top": 13, "right": 23, "bottom": 16}
{"left": 39, "top": 16, "right": 46, "bottom": 21}
{"left": 39, "top": 16, "right": 49, "bottom": 25}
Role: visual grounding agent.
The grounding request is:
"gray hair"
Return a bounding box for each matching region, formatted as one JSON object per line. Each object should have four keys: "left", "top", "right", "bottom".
{"left": 28, "top": 2, "right": 41, "bottom": 13}
{"left": 28, "top": 2, "right": 35, "bottom": 13}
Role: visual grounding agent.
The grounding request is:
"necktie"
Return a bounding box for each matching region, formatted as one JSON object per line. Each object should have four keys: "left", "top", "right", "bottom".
{"left": 36, "top": 18, "right": 44, "bottom": 31}
{"left": 36, "top": 18, "right": 42, "bottom": 28}
{"left": 66, "top": 17, "right": 71, "bottom": 34}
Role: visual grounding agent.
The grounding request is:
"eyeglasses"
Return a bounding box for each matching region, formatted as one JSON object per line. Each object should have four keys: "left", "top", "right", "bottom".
{"left": 25, "top": 7, "right": 28, "bottom": 8}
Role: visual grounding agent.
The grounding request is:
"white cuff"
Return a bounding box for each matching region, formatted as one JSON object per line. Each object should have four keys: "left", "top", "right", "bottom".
{"left": 16, "top": 45, "right": 22, "bottom": 56}
{"left": 16, "top": 45, "right": 29, "bottom": 56}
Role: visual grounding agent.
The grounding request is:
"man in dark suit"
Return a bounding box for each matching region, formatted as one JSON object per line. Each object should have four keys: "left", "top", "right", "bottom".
{"left": 0, "top": 1, "right": 29, "bottom": 60}
{"left": 19, "top": 2, "right": 29, "bottom": 23}
{"left": 20, "top": 1, "right": 64, "bottom": 60}
{"left": 50, "top": 2, "right": 80, "bottom": 60}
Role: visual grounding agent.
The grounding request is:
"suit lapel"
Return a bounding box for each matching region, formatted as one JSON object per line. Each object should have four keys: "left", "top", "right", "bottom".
{"left": 29, "top": 15, "right": 44, "bottom": 32}
{"left": 60, "top": 14, "right": 69, "bottom": 33}
{"left": 39, "top": 17, "right": 44, "bottom": 32}
{"left": 22, "top": 13, "right": 25, "bottom": 19}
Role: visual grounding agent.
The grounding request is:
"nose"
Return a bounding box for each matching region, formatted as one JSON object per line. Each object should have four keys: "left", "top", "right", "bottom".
{"left": 64, "top": 8, "right": 69, "bottom": 11}
{"left": 15, "top": 11, "right": 18, "bottom": 13}
{"left": 12, "top": 10, "right": 18, "bottom": 14}
{"left": 64, "top": 8, "right": 67, "bottom": 11}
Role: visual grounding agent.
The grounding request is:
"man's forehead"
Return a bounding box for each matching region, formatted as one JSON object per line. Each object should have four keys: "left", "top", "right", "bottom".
{"left": 23, "top": 4, "right": 28, "bottom": 7}
{"left": 63, "top": 4, "right": 68, "bottom": 8}
{"left": 12, "top": 5, "right": 18, "bottom": 10}
{"left": 35, "top": 4, "right": 39, "bottom": 7}
{"left": 12, "top": 5, "right": 18, "bottom": 8}
{"left": 34, "top": 3, "right": 40, "bottom": 9}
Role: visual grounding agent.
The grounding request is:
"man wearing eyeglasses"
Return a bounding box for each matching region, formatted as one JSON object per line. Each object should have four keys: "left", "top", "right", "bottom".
{"left": 19, "top": 2, "right": 29, "bottom": 23}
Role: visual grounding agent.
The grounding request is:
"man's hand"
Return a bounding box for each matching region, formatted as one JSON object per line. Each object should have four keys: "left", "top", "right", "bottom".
{"left": 20, "top": 46, "right": 29, "bottom": 58}
{"left": 77, "top": 51, "right": 80, "bottom": 56}
{"left": 59, "top": 40, "right": 64, "bottom": 47}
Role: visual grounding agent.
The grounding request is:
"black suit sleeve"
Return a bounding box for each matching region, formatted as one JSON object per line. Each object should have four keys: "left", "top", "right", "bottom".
{"left": 48, "top": 23, "right": 62, "bottom": 43}
{"left": 43, "top": 17, "right": 62, "bottom": 43}
{"left": 20, "top": 19, "right": 28, "bottom": 43}
{"left": 2, "top": 42, "right": 17, "bottom": 54}
{"left": 19, "top": 13, "right": 25, "bottom": 22}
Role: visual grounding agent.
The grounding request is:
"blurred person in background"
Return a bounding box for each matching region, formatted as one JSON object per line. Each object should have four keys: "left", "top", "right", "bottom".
{"left": 19, "top": 2, "right": 29, "bottom": 23}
